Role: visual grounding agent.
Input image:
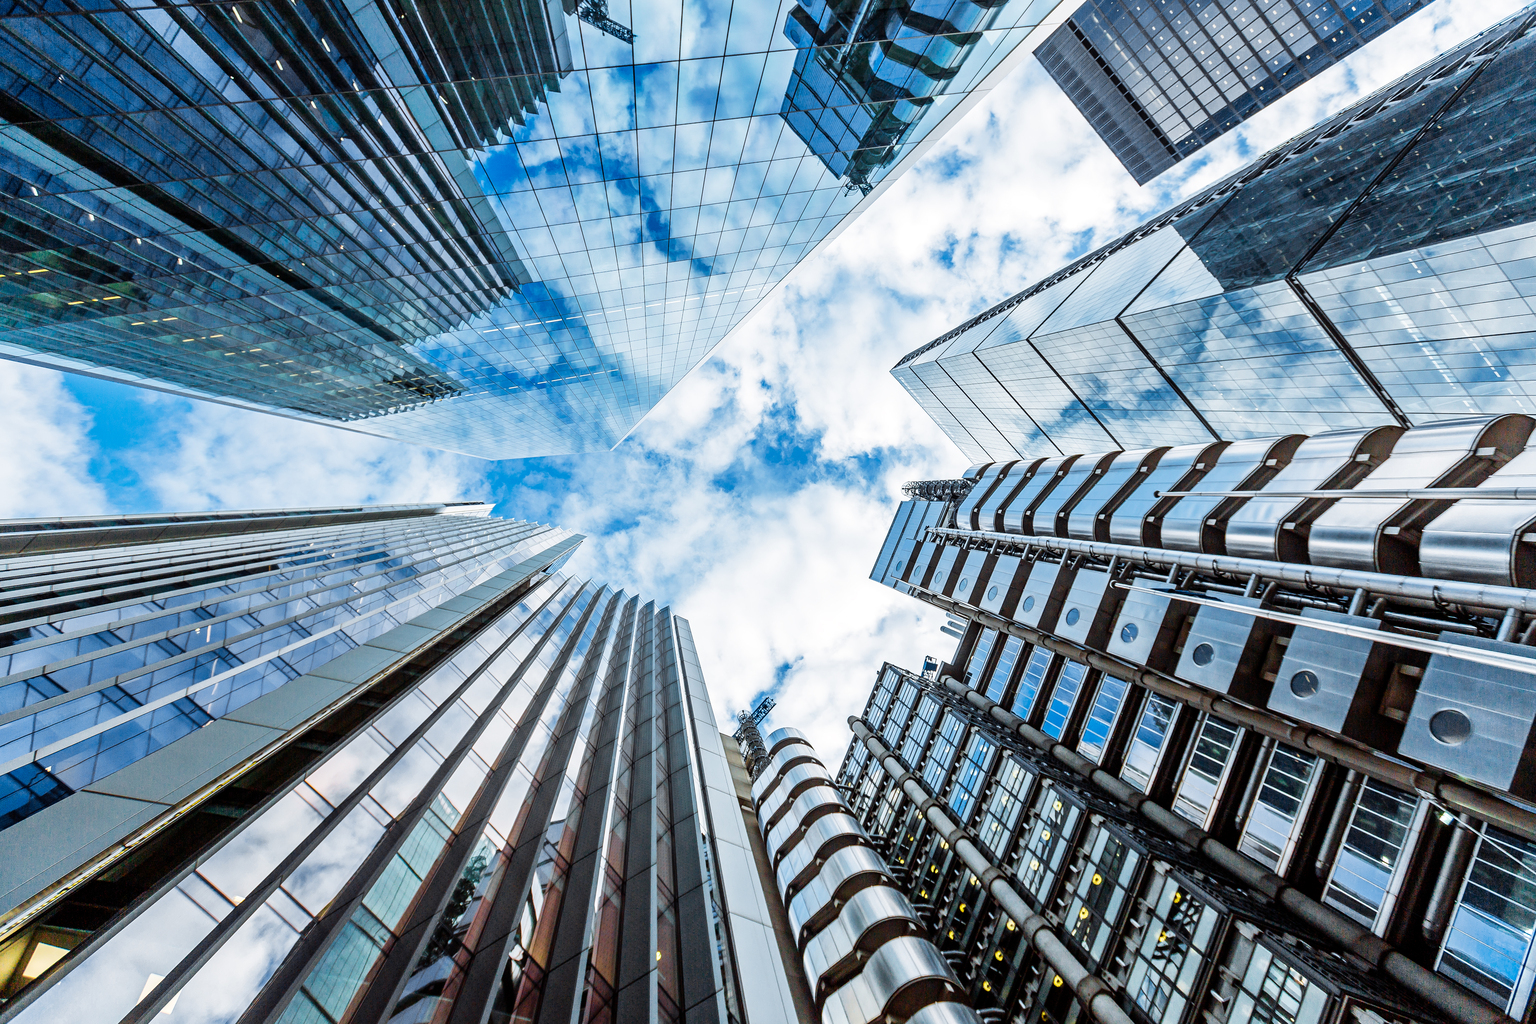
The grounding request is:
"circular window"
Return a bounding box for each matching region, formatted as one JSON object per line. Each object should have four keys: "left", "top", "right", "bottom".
{"left": 959, "top": 578, "right": 969, "bottom": 591}
{"left": 987, "top": 585, "right": 999, "bottom": 601}
{"left": 1120, "top": 622, "right": 1139, "bottom": 643}
{"left": 1191, "top": 643, "right": 1215, "bottom": 666}
{"left": 1022, "top": 596, "right": 1036, "bottom": 613}
{"left": 933, "top": 571, "right": 944, "bottom": 586}
{"left": 894, "top": 560, "right": 904, "bottom": 572}
{"left": 1289, "top": 670, "right": 1320, "bottom": 698}
{"left": 1065, "top": 608, "right": 1081, "bottom": 626}
{"left": 1429, "top": 709, "right": 1474, "bottom": 746}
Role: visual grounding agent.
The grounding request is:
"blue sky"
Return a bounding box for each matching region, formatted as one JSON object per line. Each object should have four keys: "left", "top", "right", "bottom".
{"left": 1, "top": 0, "right": 1521, "bottom": 760}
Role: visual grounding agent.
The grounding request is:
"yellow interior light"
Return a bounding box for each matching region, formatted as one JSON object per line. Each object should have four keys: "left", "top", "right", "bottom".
{"left": 1092, "top": 873, "right": 1103, "bottom": 886}
{"left": 20, "top": 942, "right": 68, "bottom": 980}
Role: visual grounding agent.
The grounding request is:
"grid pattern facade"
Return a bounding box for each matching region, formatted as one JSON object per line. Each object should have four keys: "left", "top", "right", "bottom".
{"left": 0, "top": 0, "right": 1072, "bottom": 459}
{"left": 0, "top": 505, "right": 798, "bottom": 1024}
{"left": 1035, "top": 0, "right": 1434, "bottom": 184}
{"left": 900, "top": 5, "right": 1536, "bottom": 465}
{"left": 839, "top": 655, "right": 1524, "bottom": 1023}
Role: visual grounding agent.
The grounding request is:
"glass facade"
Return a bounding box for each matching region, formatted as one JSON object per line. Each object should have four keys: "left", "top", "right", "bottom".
{"left": 1035, "top": 0, "right": 1434, "bottom": 184}
{"left": 0, "top": 504, "right": 799, "bottom": 1024}
{"left": 0, "top": 0, "right": 1076, "bottom": 459}
{"left": 897, "top": 6, "right": 1536, "bottom": 464}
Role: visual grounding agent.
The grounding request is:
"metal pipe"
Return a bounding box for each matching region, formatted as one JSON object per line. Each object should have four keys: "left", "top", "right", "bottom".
{"left": 1154, "top": 487, "right": 1536, "bottom": 501}
{"left": 1115, "top": 584, "right": 1531, "bottom": 675}
{"left": 929, "top": 679, "right": 1515, "bottom": 1024}
{"left": 930, "top": 526, "right": 1536, "bottom": 616}
{"left": 1315, "top": 771, "right": 1363, "bottom": 877}
{"left": 1423, "top": 817, "right": 1478, "bottom": 943}
{"left": 896, "top": 581, "right": 1536, "bottom": 842}
{"left": 848, "top": 721, "right": 1136, "bottom": 1024}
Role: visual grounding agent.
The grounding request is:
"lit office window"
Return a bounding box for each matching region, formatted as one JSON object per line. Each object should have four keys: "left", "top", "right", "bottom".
{"left": 1323, "top": 781, "right": 1424, "bottom": 930}
{"left": 948, "top": 732, "right": 997, "bottom": 822}
{"left": 1439, "top": 827, "right": 1536, "bottom": 1014}
{"left": 1064, "top": 826, "right": 1142, "bottom": 966}
{"left": 1041, "top": 661, "right": 1089, "bottom": 739}
{"left": 985, "top": 636, "right": 1026, "bottom": 702}
{"left": 976, "top": 756, "right": 1034, "bottom": 857}
{"left": 1227, "top": 945, "right": 1330, "bottom": 1024}
{"left": 1238, "top": 747, "right": 1322, "bottom": 874}
{"left": 1011, "top": 649, "right": 1053, "bottom": 719}
{"left": 1015, "top": 786, "right": 1081, "bottom": 906}
{"left": 1172, "top": 718, "right": 1242, "bottom": 828}
{"left": 1077, "top": 676, "right": 1130, "bottom": 763}
{"left": 1124, "top": 874, "right": 1222, "bottom": 1024}
{"left": 1120, "top": 695, "right": 1179, "bottom": 792}
{"left": 965, "top": 629, "right": 998, "bottom": 688}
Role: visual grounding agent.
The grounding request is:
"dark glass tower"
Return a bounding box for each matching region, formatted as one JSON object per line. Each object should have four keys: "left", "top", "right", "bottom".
{"left": 1036, "top": 0, "right": 1436, "bottom": 183}
{"left": 0, "top": 504, "right": 802, "bottom": 1024}
{"left": 898, "top": 4, "right": 1536, "bottom": 465}
{"left": 0, "top": 0, "right": 1079, "bottom": 459}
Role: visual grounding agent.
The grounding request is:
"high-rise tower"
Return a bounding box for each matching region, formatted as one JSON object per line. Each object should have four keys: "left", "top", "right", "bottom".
{"left": 1036, "top": 0, "right": 1437, "bottom": 183}
{"left": 854, "top": 426, "right": 1536, "bottom": 1022}
{"left": 897, "top": 4, "right": 1536, "bottom": 465}
{"left": 0, "top": 0, "right": 1086, "bottom": 459}
{"left": 0, "top": 503, "right": 802, "bottom": 1024}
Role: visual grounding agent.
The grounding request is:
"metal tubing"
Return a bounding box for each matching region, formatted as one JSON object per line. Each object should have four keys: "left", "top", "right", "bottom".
{"left": 1423, "top": 819, "right": 1478, "bottom": 943}
{"left": 899, "top": 582, "right": 1536, "bottom": 844}
{"left": 930, "top": 526, "right": 1536, "bottom": 615}
{"left": 932, "top": 678, "right": 1514, "bottom": 1024}
{"left": 1155, "top": 487, "right": 1536, "bottom": 501}
{"left": 848, "top": 721, "right": 1135, "bottom": 1024}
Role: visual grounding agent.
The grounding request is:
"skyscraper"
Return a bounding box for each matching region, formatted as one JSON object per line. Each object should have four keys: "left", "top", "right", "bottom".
{"left": 1035, "top": 0, "right": 1436, "bottom": 184}
{"left": 844, "top": 439, "right": 1536, "bottom": 1023}
{"left": 0, "top": 503, "right": 802, "bottom": 1024}
{"left": 896, "top": 4, "right": 1536, "bottom": 465}
{"left": 0, "top": 0, "right": 1083, "bottom": 460}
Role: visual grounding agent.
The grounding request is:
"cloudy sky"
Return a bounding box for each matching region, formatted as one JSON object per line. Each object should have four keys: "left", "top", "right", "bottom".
{"left": 2, "top": 0, "right": 1522, "bottom": 762}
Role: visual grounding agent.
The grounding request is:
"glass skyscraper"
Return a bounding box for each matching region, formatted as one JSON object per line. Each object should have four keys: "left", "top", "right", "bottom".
{"left": 0, "top": 0, "right": 1081, "bottom": 460}
{"left": 0, "top": 503, "right": 804, "bottom": 1024}
{"left": 897, "top": 4, "right": 1536, "bottom": 465}
{"left": 1035, "top": 0, "right": 1436, "bottom": 184}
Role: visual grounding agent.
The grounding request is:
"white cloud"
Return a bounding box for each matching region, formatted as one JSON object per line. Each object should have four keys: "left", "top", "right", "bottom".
{"left": 131, "top": 398, "right": 488, "bottom": 512}
{"left": 0, "top": 362, "right": 107, "bottom": 518}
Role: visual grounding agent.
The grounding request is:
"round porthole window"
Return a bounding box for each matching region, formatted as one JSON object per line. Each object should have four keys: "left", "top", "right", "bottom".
{"left": 987, "top": 585, "right": 999, "bottom": 601}
{"left": 933, "top": 571, "right": 944, "bottom": 586}
{"left": 1065, "top": 608, "right": 1080, "bottom": 626}
{"left": 1022, "top": 596, "right": 1036, "bottom": 612}
{"left": 1429, "top": 709, "right": 1473, "bottom": 746}
{"left": 959, "top": 578, "right": 969, "bottom": 591}
{"left": 1191, "top": 643, "right": 1215, "bottom": 666}
{"left": 1120, "top": 622, "right": 1138, "bottom": 643}
{"left": 894, "top": 561, "right": 904, "bottom": 572}
{"left": 1289, "top": 670, "right": 1320, "bottom": 698}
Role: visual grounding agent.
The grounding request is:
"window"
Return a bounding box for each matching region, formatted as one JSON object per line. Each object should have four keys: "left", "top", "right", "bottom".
{"left": 976, "top": 756, "right": 1033, "bottom": 857}
{"left": 881, "top": 680, "right": 918, "bottom": 746}
{"left": 900, "top": 695, "right": 942, "bottom": 769}
{"left": 1323, "top": 780, "right": 1423, "bottom": 929}
{"left": 1439, "top": 826, "right": 1536, "bottom": 1013}
{"left": 1015, "top": 786, "right": 1081, "bottom": 907}
{"left": 1172, "top": 717, "right": 1241, "bottom": 827}
{"left": 1121, "top": 694, "right": 1178, "bottom": 792}
{"left": 1064, "top": 826, "right": 1142, "bottom": 966}
{"left": 1077, "top": 676, "right": 1130, "bottom": 763}
{"left": 948, "top": 732, "right": 996, "bottom": 822}
{"left": 1041, "top": 661, "right": 1089, "bottom": 739}
{"left": 1124, "top": 874, "right": 1223, "bottom": 1024}
{"left": 984, "top": 636, "right": 1026, "bottom": 702}
{"left": 965, "top": 629, "right": 998, "bottom": 688}
{"left": 1011, "top": 648, "right": 1053, "bottom": 719}
{"left": 1227, "top": 944, "right": 1330, "bottom": 1024}
{"left": 1238, "top": 746, "right": 1321, "bottom": 873}
{"left": 922, "top": 711, "right": 966, "bottom": 793}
